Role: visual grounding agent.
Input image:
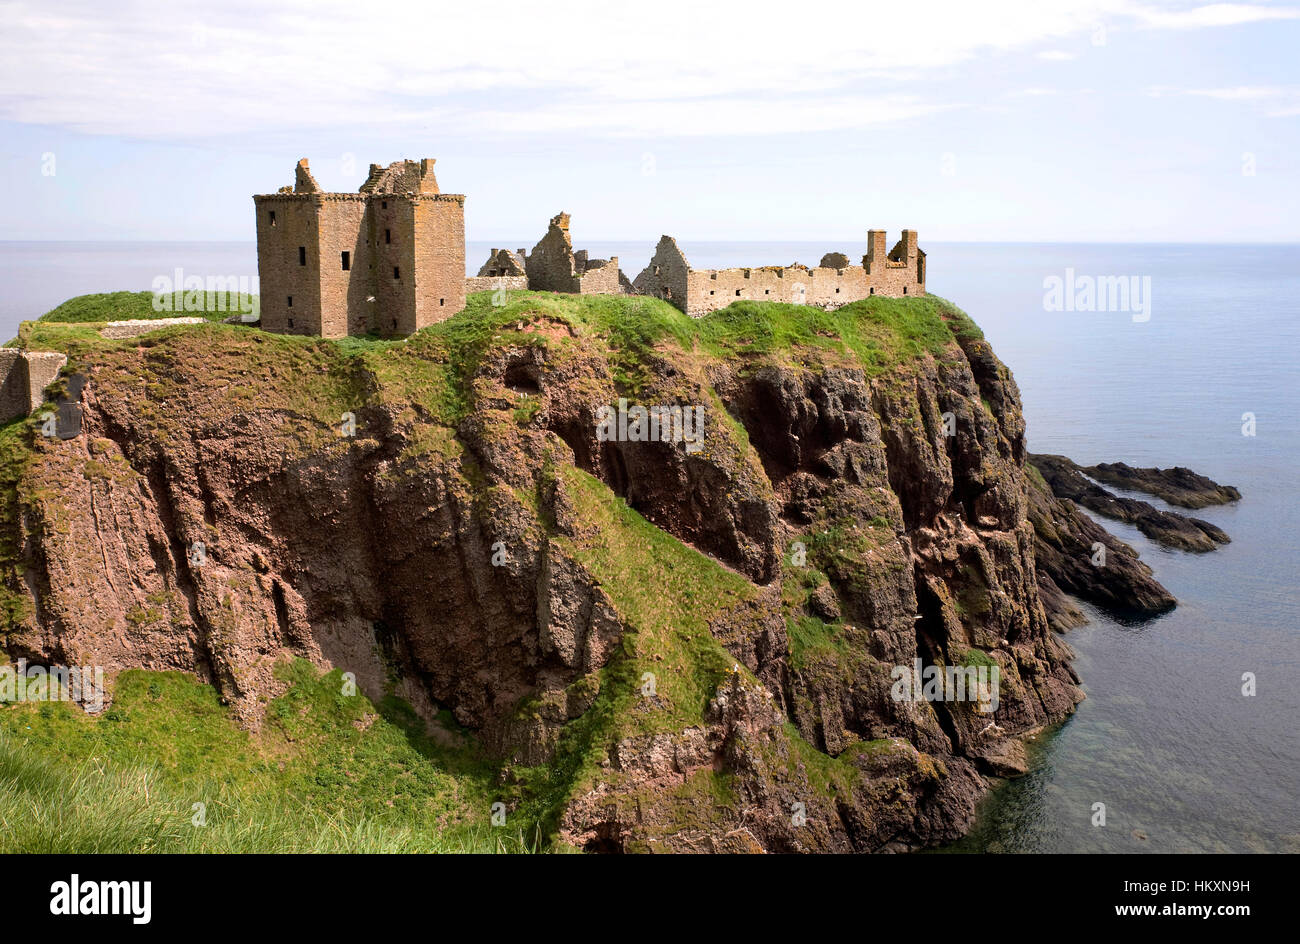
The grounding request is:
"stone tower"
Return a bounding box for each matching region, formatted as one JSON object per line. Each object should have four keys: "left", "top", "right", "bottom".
{"left": 253, "top": 158, "right": 466, "bottom": 338}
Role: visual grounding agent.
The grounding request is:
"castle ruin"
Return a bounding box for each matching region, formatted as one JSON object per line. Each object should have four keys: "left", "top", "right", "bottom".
{"left": 253, "top": 158, "right": 465, "bottom": 338}
{"left": 632, "top": 230, "right": 925, "bottom": 318}
{"left": 252, "top": 161, "right": 925, "bottom": 335}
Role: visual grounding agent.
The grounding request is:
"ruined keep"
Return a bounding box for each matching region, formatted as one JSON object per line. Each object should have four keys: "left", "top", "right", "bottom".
{"left": 633, "top": 230, "right": 926, "bottom": 317}
{"left": 253, "top": 158, "right": 466, "bottom": 338}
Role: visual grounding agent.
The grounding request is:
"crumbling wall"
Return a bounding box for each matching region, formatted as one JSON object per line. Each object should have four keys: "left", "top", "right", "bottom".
{"left": 465, "top": 276, "right": 529, "bottom": 294}
{"left": 865, "top": 229, "right": 925, "bottom": 296}
{"left": 0, "top": 350, "right": 68, "bottom": 423}
{"left": 631, "top": 236, "right": 691, "bottom": 307}
{"left": 476, "top": 248, "right": 527, "bottom": 278}
{"left": 525, "top": 213, "right": 624, "bottom": 296}
{"left": 526, "top": 213, "right": 581, "bottom": 293}
{"left": 634, "top": 231, "right": 925, "bottom": 317}
{"left": 576, "top": 257, "right": 622, "bottom": 294}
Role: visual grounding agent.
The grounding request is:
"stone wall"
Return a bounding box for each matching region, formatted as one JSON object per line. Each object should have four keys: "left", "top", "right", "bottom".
{"left": 476, "top": 248, "right": 527, "bottom": 278}
{"left": 253, "top": 193, "right": 322, "bottom": 335}
{"left": 0, "top": 349, "right": 68, "bottom": 423}
{"left": 465, "top": 275, "right": 529, "bottom": 294}
{"left": 411, "top": 195, "right": 466, "bottom": 334}
{"left": 525, "top": 213, "right": 626, "bottom": 296}
{"left": 633, "top": 230, "right": 925, "bottom": 317}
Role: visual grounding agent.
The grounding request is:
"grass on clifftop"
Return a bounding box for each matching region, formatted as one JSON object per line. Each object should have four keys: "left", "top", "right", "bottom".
{"left": 37, "top": 290, "right": 257, "bottom": 324}
{"left": 0, "top": 660, "right": 529, "bottom": 853}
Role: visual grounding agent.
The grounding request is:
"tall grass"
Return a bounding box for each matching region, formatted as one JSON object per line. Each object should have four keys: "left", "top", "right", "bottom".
{"left": 0, "top": 738, "right": 531, "bottom": 852}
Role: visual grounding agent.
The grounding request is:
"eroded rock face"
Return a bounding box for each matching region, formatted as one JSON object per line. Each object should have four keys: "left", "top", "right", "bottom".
{"left": 4, "top": 307, "right": 1091, "bottom": 852}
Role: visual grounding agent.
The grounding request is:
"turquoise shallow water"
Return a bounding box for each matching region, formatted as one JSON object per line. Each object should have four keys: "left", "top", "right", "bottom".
{"left": 2, "top": 239, "right": 1296, "bottom": 852}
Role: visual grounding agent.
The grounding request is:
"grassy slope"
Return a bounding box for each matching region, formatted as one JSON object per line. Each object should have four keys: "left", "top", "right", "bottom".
{"left": 1, "top": 288, "right": 982, "bottom": 851}
{"left": 0, "top": 661, "right": 527, "bottom": 853}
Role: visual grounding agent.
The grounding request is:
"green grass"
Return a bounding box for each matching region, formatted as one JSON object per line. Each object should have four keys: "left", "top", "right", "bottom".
{"left": 0, "top": 661, "right": 533, "bottom": 852}
{"left": 37, "top": 290, "right": 258, "bottom": 324}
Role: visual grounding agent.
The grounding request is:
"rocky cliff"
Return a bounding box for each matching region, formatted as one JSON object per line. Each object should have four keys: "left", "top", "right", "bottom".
{"left": 2, "top": 292, "right": 1098, "bottom": 852}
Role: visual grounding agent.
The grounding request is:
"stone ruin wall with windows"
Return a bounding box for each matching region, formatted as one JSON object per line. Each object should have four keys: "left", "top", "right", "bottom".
{"left": 632, "top": 230, "right": 926, "bottom": 318}
{"left": 253, "top": 158, "right": 465, "bottom": 339}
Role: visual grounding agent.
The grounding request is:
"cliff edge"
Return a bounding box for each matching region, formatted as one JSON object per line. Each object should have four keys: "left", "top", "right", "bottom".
{"left": 2, "top": 291, "right": 1104, "bottom": 852}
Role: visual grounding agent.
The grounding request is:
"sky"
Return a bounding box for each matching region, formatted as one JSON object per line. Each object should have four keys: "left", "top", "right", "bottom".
{"left": 0, "top": 0, "right": 1297, "bottom": 244}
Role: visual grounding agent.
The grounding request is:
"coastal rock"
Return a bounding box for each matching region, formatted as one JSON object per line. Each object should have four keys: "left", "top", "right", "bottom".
{"left": 1081, "top": 461, "right": 1241, "bottom": 509}
{"left": 1026, "top": 464, "right": 1177, "bottom": 624}
{"left": 1029, "top": 454, "right": 1229, "bottom": 553}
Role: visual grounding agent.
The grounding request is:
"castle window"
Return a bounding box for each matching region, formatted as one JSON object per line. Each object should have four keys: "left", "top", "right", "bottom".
{"left": 385, "top": 229, "right": 391, "bottom": 244}
{"left": 381, "top": 201, "right": 387, "bottom": 209}
{"left": 288, "top": 318, "right": 294, "bottom": 328}
{"left": 735, "top": 289, "right": 741, "bottom": 296}
{"left": 710, "top": 290, "right": 715, "bottom": 295}
{"left": 764, "top": 289, "right": 770, "bottom": 295}
{"left": 393, "top": 266, "right": 400, "bottom": 279}
{"left": 287, "top": 296, "right": 293, "bottom": 307}
{"left": 903, "top": 286, "right": 907, "bottom": 294}
{"left": 653, "top": 265, "right": 660, "bottom": 275}
{"left": 269, "top": 210, "right": 276, "bottom": 226}
{"left": 341, "top": 251, "right": 350, "bottom": 271}
{"left": 439, "top": 298, "right": 445, "bottom": 306}
{"left": 835, "top": 287, "right": 840, "bottom": 294}
{"left": 870, "top": 287, "right": 875, "bottom": 295}
{"left": 298, "top": 246, "right": 306, "bottom": 266}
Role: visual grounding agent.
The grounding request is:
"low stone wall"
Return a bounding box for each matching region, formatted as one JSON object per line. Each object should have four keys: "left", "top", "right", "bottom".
{"left": 0, "top": 349, "right": 69, "bottom": 422}
{"left": 100, "top": 317, "right": 206, "bottom": 339}
{"left": 465, "top": 275, "right": 529, "bottom": 294}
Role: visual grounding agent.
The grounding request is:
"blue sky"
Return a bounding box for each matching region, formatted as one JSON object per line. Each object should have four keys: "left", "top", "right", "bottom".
{"left": 1, "top": 0, "right": 1297, "bottom": 243}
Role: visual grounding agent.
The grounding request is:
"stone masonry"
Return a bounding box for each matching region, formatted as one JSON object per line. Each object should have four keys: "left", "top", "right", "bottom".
{"left": 524, "top": 213, "right": 626, "bottom": 295}
{"left": 254, "top": 158, "right": 466, "bottom": 338}
{"left": 0, "top": 349, "right": 68, "bottom": 423}
{"left": 632, "top": 230, "right": 926, "bottom": 317}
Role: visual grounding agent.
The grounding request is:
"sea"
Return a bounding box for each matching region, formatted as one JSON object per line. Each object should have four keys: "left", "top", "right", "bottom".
{"left": 1, "top": 239, "right": 1297, "bottom": 853}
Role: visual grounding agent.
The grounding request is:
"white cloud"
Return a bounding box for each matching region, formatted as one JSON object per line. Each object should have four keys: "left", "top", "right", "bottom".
{"left": 1148, "top": 84, "right": 1300, "bottom": 114}
{"left": 0, "top": 0, "right": 1296, "bottom": 139}
{"left": 1129, "top": 2, "right": 1300, "bottom": 28}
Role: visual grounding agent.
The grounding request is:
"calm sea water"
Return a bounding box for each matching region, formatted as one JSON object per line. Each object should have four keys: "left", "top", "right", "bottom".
{"left": 2, "top": 240, "right": 1297, "bottom": 852}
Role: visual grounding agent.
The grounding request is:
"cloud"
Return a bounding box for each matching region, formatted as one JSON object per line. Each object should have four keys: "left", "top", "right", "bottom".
{"left": 0, "top": 0, "right": 1296, "bottom": 140}
{"left": 1036, "top": 50, "right": 1080, "bottom": 60}
{"left": 1149, "top": 84, "right": 1300, "bottom": 114}
{"left": 1129, "top": 2, "right": 1300, "bottom": 28}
